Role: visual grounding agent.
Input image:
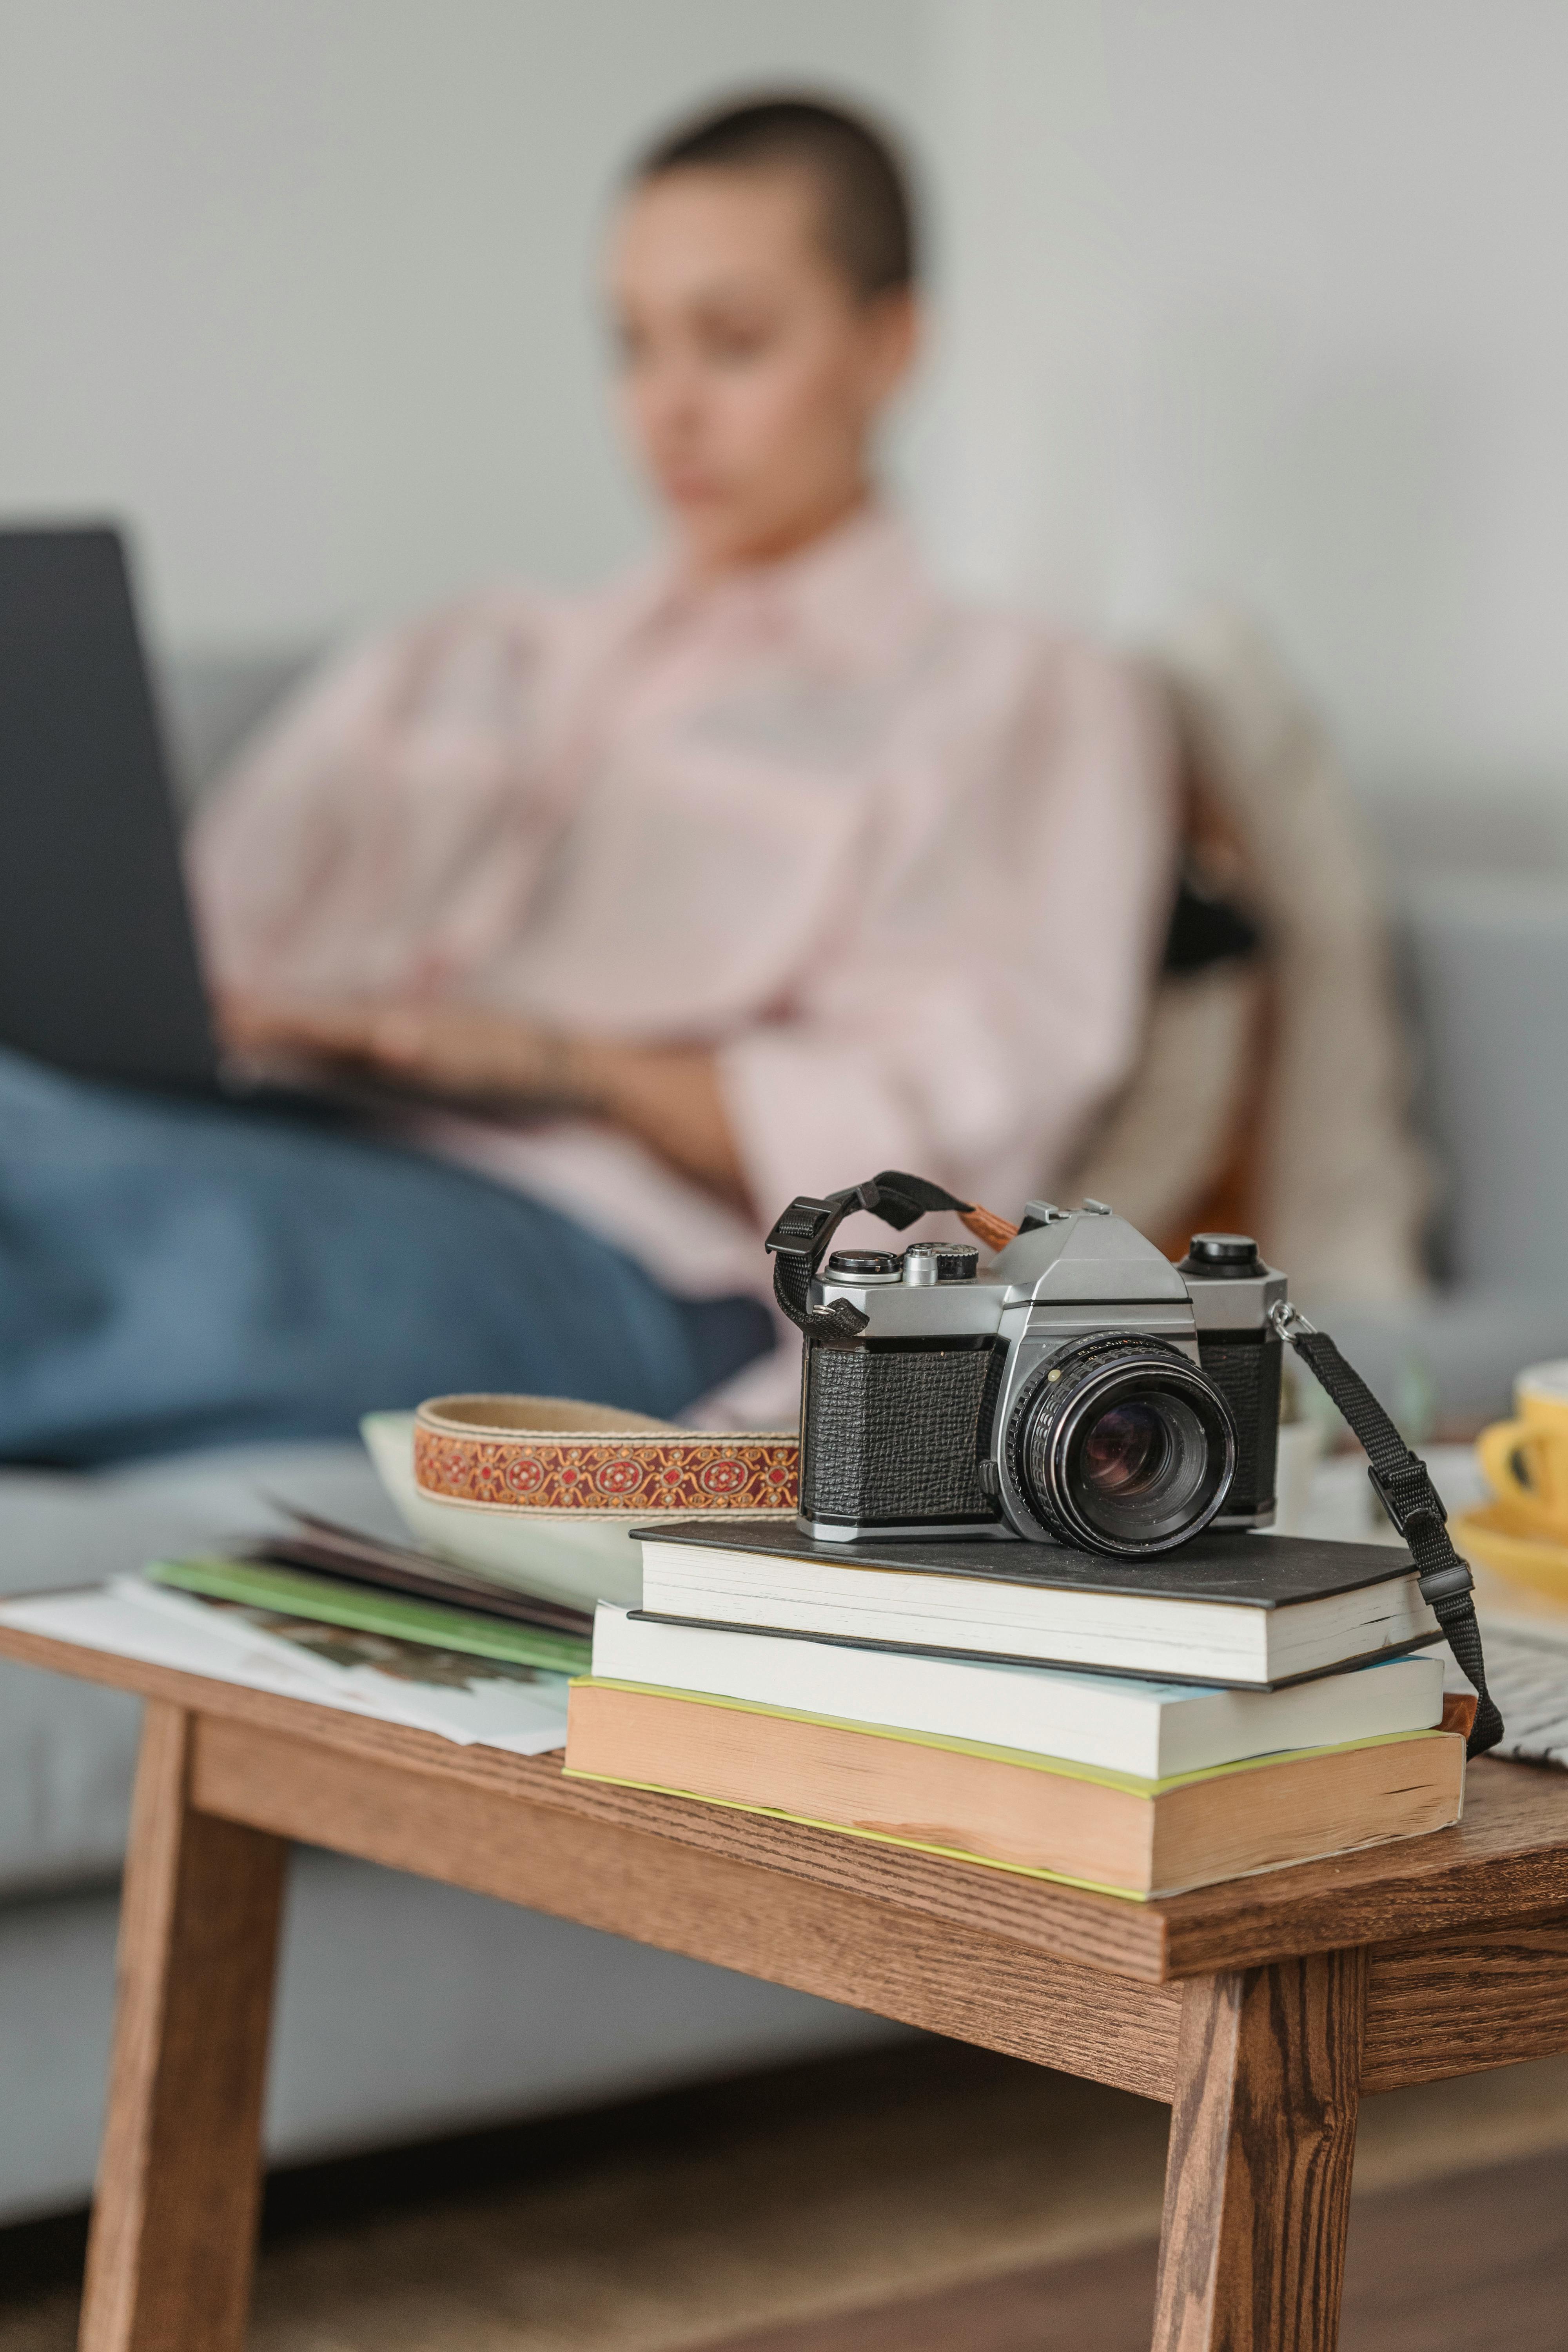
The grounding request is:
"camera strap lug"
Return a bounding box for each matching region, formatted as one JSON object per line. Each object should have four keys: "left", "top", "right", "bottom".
{"left": 1267, "top": 1300, "right": 1501, "bottom": 1757}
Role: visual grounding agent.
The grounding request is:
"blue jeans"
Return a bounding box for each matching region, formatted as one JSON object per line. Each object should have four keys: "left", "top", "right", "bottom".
{"left": 0, "top": 1051, "right": 774, "bottom": 1466}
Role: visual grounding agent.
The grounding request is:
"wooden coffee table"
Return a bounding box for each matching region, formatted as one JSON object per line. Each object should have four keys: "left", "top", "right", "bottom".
{"left": 7, "top": 1624, "right": 1568, "bottom": 2352}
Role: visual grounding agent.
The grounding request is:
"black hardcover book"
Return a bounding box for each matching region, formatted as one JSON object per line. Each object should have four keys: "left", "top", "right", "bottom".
{"left": 629, "top": 1523, "right": 1437, "bottom": 1689}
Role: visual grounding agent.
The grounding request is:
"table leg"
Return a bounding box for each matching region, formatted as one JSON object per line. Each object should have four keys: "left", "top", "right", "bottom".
{"left": 1150, "top": 1947, "right": 1367, "bottom": 2352}
{"left": 78, "top": 1701, "right": 288, "bottom": 2352}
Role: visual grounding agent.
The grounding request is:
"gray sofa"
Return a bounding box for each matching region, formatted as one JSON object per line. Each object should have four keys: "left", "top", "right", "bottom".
{"left": 0, "top": 1441, "right": 902, "bottom": 2226}
{"left": 1326, "top": 865, "right": 1568, "bottom": 1423}
{"left": 2, "top": 655, "right": 1564, "bottom": 2224}
{"left": 0, "top": 653, "right": 900, "bottom": 2228}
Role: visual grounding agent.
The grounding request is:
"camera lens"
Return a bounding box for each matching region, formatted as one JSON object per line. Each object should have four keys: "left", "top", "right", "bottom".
{"left": 1081, "top": 1400, "right": 1172, "bottom": 1499}
{"left": 1007, "top": 1339, "right": 1236, "bottom": 1556}
{"left": 1073, "top": 1391, "right": 1215, "bottom": 1543}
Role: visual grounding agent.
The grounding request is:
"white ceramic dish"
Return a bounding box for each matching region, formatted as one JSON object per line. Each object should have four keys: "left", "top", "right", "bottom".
{"left": 360, "top": 1411, "right": 642, "bottom": 1610}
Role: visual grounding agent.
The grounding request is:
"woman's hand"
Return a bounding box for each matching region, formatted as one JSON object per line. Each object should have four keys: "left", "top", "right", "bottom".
{"left": 220, "top": 991, "right": 581, "bottom": 1109}
{"left": 218, "top": 991, "right": 752, "bottom": 1210}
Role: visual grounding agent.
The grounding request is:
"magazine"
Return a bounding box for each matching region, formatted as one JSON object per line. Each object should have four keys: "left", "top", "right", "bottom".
{"left": 0, "top": 1576, "right": 570, "bottom": 1753}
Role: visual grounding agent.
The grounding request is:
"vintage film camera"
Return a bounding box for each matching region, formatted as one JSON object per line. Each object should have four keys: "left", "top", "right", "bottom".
{"left": 768, "top": 1185, "right": 1286, "bottom": 1559}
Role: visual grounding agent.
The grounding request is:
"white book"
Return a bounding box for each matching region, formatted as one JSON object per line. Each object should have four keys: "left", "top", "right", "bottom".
{"left": 636, "top": 1525, "right": 1441, "bottom": 1689}
{"left": 592, "top": 1604, "right": 1445, "bottom": 1780}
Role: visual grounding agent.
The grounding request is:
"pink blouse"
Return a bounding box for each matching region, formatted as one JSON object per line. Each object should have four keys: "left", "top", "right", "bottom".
{"left": 191, "top": 510, "right": 1176, "bottom": 1415}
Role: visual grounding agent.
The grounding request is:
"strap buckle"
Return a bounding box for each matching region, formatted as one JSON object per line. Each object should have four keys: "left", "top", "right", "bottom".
{"left": 765, "top": 1195, "right": 847, "bottom": 1261}
{"left": 1367, "top": 1455, "right": 1449, "bottom": 1543}
{"left": 1366, "top": 1458, "right": 1474, "bottom": 1606}
{"left": 1416, "top": 1556, "right": 1476, "bottom": 1606}
{"left": 765, "top": 1181, "right": 886, "bottom": 1260}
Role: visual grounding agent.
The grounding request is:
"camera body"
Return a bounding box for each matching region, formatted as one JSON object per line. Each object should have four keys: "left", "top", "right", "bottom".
{"left": 796, "top": 1201, "right": 1287, "bottom": 1556}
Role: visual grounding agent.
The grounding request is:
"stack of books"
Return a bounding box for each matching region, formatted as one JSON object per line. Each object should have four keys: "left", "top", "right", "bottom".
{"left": 563, "top": 1521, "right": 1468, "bottom": 1900}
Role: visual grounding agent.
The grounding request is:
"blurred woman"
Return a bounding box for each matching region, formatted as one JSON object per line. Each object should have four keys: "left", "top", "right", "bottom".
{"left": 1, "top": 96, "right": 1174, "bottom": 1461}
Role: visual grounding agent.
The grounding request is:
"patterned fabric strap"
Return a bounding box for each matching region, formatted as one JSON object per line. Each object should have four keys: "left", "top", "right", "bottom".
{"left": 414, "top": 1416, "right": 798, "bottom": 1516}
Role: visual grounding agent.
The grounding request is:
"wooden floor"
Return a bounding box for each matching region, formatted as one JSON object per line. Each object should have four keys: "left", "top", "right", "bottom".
{"left": 4, "top": 2043, "right": 1567, "bottom": 2349}
{"left": 722, "top": 2144, "right": 1568, "bottom": 2352}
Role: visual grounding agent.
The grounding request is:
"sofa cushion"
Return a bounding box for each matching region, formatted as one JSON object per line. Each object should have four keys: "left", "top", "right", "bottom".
{"left": 0, "top": 1440, "right": 401, "bottom": 1900}
{"left": 1401, "top": 877, "right": 1568, "bottom": 1290}
{"left": 0, "top": 1848, "right": 901, "bottom": 2224}
{"left": 1306, "top": 1285, "right": 1568, "bottom": 1433}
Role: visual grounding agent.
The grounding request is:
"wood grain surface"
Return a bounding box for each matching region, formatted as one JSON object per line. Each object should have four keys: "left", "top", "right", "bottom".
{"left": 78, "top": 1703, "right": 286, "bottom": 2352}
{"left": 1151, "top": 1949, "right": 1366, "bottom": 2352}
{"left": 1149, "top": 1760, "right": 1568, "bottom": 1978}
{"left": 1361, "top": 1908, "right": 1568, "bottom": 2089}
{"left": 17, "top": 1622, "right": 1568, "bottom": 2352}
{"left": 7, "top": 1624, "right": 1568, "bottom": 1987}
{"left": 191, "top": 1714, "right": 1181, "bottom": 2096}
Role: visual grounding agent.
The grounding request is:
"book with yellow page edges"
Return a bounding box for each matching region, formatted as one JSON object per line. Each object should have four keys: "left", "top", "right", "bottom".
{"left": 563, "top": 1680, "right": 1465, "bottom": 1900}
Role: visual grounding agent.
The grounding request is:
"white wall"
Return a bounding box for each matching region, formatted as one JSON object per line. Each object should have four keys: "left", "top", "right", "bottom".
{"left": 916, "top": 0, "right": 1568, "bottom": 794}
{"left": 0, "top": 0, "right": 929, "bottom": 647}
{"left": 4, "top": 2, "right": 1568, "bottom": 799}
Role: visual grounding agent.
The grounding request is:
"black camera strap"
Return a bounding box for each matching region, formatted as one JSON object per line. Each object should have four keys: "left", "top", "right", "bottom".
{"left": 765, "top": 1171, "right": 1014, "bottom": 1344}
{"left": 1272, "top": 1303, "right": 1502, "bottom": 1757}
{"left": 765, "top": 1172, "right": 1502, "bottom": 1758}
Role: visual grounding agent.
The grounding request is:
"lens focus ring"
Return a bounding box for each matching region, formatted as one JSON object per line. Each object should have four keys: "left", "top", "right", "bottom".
{"left": 1006, "top": 1335, "right": 1237, "bottom": 1557}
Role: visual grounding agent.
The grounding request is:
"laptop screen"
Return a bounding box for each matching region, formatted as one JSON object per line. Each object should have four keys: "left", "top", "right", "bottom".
{"left": 0, "top": 526, "right": 219, "bottom": 1089}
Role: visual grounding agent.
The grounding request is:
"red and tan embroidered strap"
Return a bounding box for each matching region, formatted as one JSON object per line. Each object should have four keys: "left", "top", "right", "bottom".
{"left": 413, "top": 1394, "right": 798, "bottom": 1516}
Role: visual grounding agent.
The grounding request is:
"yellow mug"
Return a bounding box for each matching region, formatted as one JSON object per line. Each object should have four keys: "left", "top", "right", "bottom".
{"left": 1477, "top": 1362, "right": 1568, "bottom": 1542}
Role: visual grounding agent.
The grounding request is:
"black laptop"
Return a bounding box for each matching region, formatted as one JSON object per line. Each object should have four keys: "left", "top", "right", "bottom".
{"left": 0, "top": 524, "right": 224, "bottom": 1090}
{"left": 0, "top": 525, "right": 510, "bottom": 1120}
